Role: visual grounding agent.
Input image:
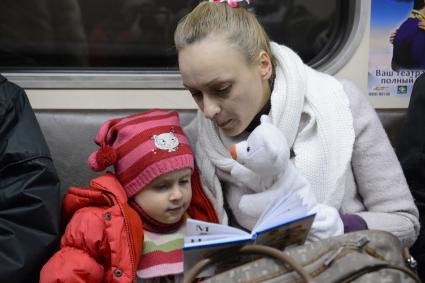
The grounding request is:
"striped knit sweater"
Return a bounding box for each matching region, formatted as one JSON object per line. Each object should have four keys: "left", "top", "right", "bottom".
{"left": 137, "top": 225, "right": 185, "bottom": 283}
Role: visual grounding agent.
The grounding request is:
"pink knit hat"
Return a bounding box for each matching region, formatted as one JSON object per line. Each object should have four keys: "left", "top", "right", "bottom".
{"left": 88, "top": 109, "right": 194, "bottom": 198}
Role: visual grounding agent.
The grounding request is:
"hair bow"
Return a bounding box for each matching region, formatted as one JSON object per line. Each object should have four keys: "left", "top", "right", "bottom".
{"left": 210, "top": 0, "right": 250, "bottom": 8}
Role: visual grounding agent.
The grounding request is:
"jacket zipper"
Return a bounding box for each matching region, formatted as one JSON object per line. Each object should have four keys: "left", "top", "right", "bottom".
{"left": 117, "top": 201, "right": 137, "bottom": 282}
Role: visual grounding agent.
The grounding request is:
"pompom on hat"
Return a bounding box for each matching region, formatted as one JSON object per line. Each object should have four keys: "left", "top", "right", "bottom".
{"left": 88, "top": 109, "right": 194, "bottom": 198}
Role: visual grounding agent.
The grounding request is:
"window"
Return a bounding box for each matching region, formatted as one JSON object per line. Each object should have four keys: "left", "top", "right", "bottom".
{"left": 0, "top": 0, "right": 366, "bottom": 88}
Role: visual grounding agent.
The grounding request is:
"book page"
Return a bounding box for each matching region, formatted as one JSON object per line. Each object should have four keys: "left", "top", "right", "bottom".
{"left": 253, "top": 191, "right": 309, "bottom": 232}
{"left": 184, "top": 220, "right": 253, "bottom": 278}
{"left": 184, "top": 218, "right": 250, "bottom": 248}
{"left": 254, "top": 213, "right": 315, "bottom": 249}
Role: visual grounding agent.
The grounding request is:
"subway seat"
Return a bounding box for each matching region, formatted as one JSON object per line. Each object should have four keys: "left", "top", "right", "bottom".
{"left": 34, "top": 109, "right": 407, "bottom": 196}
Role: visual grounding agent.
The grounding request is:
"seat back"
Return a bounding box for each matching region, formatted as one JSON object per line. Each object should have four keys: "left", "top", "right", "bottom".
{"left": 34, "top": 109, "right": 406, "bottom": 195}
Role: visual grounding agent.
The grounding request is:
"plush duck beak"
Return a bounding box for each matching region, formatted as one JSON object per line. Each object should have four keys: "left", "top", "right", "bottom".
{"left": 230, "top": 144, "right": 237, "bottom": 160}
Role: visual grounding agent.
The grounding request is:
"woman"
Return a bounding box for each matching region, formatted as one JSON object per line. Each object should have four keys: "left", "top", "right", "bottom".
{"left": 174, "top": 1, "right": 419, "bottom": 246}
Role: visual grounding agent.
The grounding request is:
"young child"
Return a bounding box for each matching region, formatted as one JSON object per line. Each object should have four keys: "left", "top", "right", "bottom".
{"left": 40, "top": 109, "right": 218, "bottom": 283}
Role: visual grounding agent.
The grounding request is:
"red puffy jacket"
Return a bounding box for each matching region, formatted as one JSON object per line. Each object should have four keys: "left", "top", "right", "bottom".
{"left": 40, "top": 170, "right": 218, "bottom": 283}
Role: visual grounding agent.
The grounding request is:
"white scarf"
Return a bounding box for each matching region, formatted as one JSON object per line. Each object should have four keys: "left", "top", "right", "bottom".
{"left": 193, "top": 43, "right": 355, "bottom": 223}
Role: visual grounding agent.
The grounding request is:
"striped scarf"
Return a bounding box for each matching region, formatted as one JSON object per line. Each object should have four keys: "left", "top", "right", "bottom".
{"left": 137, "top": 224, "right": 185, "bottom": 280}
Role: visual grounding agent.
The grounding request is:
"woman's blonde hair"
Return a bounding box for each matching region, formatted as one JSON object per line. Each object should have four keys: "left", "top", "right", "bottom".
{"left": 174, "top": 1, "right": 276, "bottom": 70}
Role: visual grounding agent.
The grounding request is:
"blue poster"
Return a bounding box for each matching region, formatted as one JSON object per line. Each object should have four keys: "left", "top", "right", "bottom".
{"left": 368, "top": 0, "right": 425, "bottom": 97}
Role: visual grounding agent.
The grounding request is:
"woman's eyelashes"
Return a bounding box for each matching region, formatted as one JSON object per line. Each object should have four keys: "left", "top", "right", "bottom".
{"left": 190, "top": 91, "right": 202, "bottom": 98}
{"left": 215, "top": 85, "right": 231, "bottom": 96}
{"left": 187, "top": 84, "right": 232, "bottom": 99}
{"left": 185, "top": 86, "right": 201, "bottom": 98}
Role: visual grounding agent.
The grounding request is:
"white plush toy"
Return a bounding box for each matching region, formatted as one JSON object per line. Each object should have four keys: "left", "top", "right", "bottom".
{"left": 230, "top": 115, "right": 343, "bottom": 241}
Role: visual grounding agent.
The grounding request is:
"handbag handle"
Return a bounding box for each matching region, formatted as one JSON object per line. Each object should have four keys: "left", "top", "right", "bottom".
{"left": 183, "top": 244, "right": 315, "bottom": 283}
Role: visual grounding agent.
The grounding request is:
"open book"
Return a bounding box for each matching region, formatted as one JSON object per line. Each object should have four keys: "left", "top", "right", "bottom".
{"left": 183, "top": 191, "right": 315, "bottom": 274}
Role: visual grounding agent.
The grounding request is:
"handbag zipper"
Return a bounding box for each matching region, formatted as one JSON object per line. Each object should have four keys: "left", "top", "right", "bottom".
{"left": 323, "top": 237, "right": 370, "bottom": 267}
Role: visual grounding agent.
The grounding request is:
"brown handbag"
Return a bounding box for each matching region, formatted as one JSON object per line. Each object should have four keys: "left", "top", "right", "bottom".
{"left": 183, "top": 230, "right": 421, "bottom": 283}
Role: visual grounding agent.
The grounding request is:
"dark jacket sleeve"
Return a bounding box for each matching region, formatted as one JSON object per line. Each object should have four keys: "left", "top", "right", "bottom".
{"left": 0, "top": 75, "right": 61, "bottom": 283}
{"left": 396, "top": 72, "right": 425, "bottom": 278}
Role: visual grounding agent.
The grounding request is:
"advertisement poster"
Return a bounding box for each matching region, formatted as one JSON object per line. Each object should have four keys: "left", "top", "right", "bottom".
{"left": 368, "top": 0, "right": 425, "bottom": 98}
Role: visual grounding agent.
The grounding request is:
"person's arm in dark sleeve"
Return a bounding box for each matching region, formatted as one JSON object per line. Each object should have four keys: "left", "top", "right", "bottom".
{"left": 396, "top": 73, "right": 425, "bottom": 224}
{"left": 0, "top": 76, "right": 61, "bottom": 283}
{"left": 396, "top": 73, "right": 425, "bottom": 280}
